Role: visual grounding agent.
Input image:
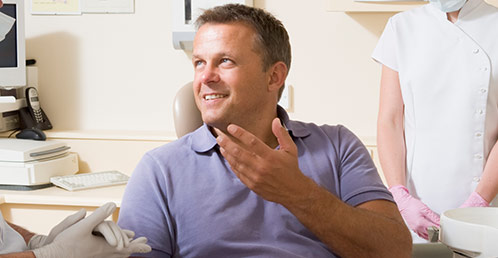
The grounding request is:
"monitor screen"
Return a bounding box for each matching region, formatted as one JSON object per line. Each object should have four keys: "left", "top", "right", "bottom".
{"left": 0, "top": 4, "right": 17, "bottom": 68}
{"left": 0, "top": 0, "right": 25, "bottom": 88}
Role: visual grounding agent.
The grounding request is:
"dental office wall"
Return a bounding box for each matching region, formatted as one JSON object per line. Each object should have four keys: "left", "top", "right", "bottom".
{"left": 24, "top": 0, "right": 392, "bottom": 175}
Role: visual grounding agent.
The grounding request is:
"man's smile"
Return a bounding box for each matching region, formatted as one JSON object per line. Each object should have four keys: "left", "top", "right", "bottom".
{"left": 204, "top": 94, "right": 228, "bottom": 100}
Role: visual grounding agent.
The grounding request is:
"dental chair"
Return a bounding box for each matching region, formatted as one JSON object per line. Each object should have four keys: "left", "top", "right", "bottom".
{"left": 173, "top": 81, "right": 203, "bottom": 138}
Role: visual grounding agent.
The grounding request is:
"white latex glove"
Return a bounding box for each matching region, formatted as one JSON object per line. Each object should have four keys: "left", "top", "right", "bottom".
{"left": 93, "top": 221, "right": 135, "bottom": 250}
{"left": 28, "top": 209, "right": 87, "bottom": 249}
{"left": 33, "top": 202, "right": 151, "bottom": 258}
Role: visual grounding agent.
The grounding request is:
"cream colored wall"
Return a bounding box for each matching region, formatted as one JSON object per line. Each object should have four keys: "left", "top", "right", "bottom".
{"left": 24, "top": 0, "right": 393, "bottom": 141}
{"left": 7, "top": 1, "right": 396, "bottom": 231}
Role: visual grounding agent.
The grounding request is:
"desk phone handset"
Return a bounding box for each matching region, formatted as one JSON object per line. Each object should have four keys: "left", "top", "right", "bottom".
{"left": 19, "top": 87, "right": 52, "bottom": 130}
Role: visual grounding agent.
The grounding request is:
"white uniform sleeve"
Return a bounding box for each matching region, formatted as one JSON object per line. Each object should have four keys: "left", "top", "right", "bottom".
{"left": 0, "top": 211, "right": 28, "bottom": 254}
{"left": 372, "top": 17, "right": 399, "bottom": 72}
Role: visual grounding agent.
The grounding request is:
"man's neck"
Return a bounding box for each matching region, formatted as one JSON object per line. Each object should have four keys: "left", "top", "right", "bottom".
{"left": 211, "top": 115, "right": 279, "bottom": 149}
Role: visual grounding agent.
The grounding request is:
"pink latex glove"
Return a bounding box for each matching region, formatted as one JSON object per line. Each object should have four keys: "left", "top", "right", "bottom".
{"left": 459, "top": 191, "right": 489, "bottom": 208}
{"left": 389, "top": 185, "right": 440, "bottom": 239}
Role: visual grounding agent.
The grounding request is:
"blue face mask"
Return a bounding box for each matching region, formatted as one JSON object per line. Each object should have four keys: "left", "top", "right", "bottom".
{"left": 429, "top": 0, "right": 467, "bottom": 12}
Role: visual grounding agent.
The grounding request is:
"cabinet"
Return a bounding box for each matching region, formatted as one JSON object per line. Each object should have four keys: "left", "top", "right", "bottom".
{"left": 0, "top": 185, "right": 125, "bottom": 235}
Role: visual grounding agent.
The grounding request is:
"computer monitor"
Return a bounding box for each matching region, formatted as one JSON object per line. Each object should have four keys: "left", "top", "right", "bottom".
{"left": 0, "top": 0, "right": 26, "bottom": 89}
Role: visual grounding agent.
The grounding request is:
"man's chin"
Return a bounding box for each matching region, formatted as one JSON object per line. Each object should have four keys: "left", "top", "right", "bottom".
{"left": 203, "top": 119, "right": 230, "bottom": 135}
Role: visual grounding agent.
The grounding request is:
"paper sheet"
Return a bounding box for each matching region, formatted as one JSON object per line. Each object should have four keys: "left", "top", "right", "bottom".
{"left": 0, "top": 12, "right": 15, "bottom": 43}
{"left": 31, "top": 0, "right": 81, "bottom": 15}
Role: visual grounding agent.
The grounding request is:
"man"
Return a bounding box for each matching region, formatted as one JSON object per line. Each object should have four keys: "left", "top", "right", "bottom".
{"left": 118, "top": 4, "right": 411, "bottom": 257}
{"left": 0, "top": 203, "right": 151, "bottom": 257}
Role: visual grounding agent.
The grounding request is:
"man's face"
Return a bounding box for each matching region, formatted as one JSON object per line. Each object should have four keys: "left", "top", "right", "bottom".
{"left": 192, "top": 22, "right": 273, "bottom": 131}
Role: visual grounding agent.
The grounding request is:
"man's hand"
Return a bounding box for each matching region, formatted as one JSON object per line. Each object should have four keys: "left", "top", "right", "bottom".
{"left": 33, "top": 202, "right": 151, "bottom": 258}
{"left": 216, "top": 118, "right": 314, "bottom": 205}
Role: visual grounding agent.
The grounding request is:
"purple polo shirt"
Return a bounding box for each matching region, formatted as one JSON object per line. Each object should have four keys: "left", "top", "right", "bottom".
{"left": 118, "top": 107, "right": 393, "bottom": 258}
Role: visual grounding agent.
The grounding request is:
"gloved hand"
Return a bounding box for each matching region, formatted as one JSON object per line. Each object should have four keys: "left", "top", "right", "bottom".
{"left": 93, "top": 220, "right": 135, "bottom": 250}
{"left": 28, "top": 208, "right": 87, "bottom": 249}
{"left": 389, "top": 185, "right": 440, "bottom": 240}
{"left": 33, "top": 202, "right": 152, "bottom": 258}
{"left": 28, "top": 204, "right": 134, "bottom": 250}
{"left": 459, "top": 191, "right": 489, "bottom": 208}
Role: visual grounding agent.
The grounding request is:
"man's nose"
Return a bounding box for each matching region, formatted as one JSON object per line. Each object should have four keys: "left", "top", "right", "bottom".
{"left": 200, "top": 64, "right": 220, "bottom": 84}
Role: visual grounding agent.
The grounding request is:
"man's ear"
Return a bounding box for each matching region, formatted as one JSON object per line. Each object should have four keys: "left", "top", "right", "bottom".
{"left": 267, "top": 61, "right": 288, "bottom": 93}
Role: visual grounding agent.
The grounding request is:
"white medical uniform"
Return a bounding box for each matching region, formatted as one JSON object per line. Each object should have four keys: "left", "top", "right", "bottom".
{"left": 0, "top": 211, "right": 28, "bottom": 254}
{"left": 372, "top": 0, "right": 498, "bottom": 241}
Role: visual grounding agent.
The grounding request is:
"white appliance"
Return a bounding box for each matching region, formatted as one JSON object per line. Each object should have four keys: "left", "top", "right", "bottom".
{"left": 0, "top": 139, "right": 78, "bottom": 190}
{"left": 440, "top": 207, "right": 498, "bottom": 258}
{"left": 172, "top": 0, "right": 253, "bottom": 51}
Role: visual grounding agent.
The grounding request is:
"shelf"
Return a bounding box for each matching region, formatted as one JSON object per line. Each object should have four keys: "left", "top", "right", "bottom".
{"left": 0, "top": 185, "right": 126, "bottom": 207}
{"left": 0, "top": 129, "right": 178, "bottom": 142}
{"left": 328, "top": 0, "right": 426, "bottom": 12}
{"left": 328, "top": 0, "right": 498, "bottom": 12}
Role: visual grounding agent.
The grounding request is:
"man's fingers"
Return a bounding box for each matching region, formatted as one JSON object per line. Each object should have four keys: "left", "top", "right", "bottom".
{"left": 220, "top": 147, "right": 251, "bottom": 180}
{"left": 272, "top": 118, "right": 297, "bottom": 155}
{"left": 217, "top": 130, "right": 256, "bottom": 164}
{"left": 81, "top": 202, "right": 116, "bottom": 230}
{"left": 226, "top": 124, "right": 270, "bottom": 154}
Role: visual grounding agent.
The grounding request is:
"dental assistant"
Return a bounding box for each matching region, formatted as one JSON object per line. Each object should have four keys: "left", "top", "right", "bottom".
{"left": 373, "top": 0, "right": 498, "bottom": 242}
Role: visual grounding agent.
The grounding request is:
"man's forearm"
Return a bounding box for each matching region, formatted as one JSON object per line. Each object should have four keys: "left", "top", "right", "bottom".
{"left": 282, "top": 178, "right": 411, "bottom": 258}
{"left": 7, "top": 222, "right": 35, "bottom": 244}
{"left": 0, "top": 251, "right": 36, "bottom": 258}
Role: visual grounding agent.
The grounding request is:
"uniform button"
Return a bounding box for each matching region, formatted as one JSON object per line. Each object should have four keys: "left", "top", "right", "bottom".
{"left": 480, "top": 88, "right": 487, "bottom": 93}
{"left": 483, "top": 67, "right": 488, "bottom": 71}
{"left": 475, "top": 132, "right": 482, "bottom": 137}
{"left": 477, "top": 109, "right": 484, "bottom": 115}
{"left": 473, "top": 177, "right": 480, "bottom": 182}
{"left": 473, "top": 49, "right": 480, "bottom": 54}
{"left": 474, "top": 154, "right": 483, "bottom": 159}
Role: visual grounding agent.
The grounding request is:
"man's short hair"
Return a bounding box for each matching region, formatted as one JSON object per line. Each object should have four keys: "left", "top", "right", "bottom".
{"left": 195, "top": 4, "right": 291, "bottom": 99}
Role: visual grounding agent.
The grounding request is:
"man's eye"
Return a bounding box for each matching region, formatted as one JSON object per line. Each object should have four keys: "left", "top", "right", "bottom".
{"left": 221, "top": 58, "right": 231, "bottom": 64}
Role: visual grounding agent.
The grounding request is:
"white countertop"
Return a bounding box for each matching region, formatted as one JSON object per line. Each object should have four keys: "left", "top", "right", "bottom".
{"left": 0, "top": 184, "right": 126, "bottom": 207}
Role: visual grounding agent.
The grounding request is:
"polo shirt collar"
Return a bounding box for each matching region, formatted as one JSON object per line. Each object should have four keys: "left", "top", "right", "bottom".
{"left": 190, "top": 105, "right": 311, "bottom": 153}
{"left": 190, "top": 123, "right": 218, "bottom": 153}
{"left": 277, "top": 106, "right": 310, "bottom": 138}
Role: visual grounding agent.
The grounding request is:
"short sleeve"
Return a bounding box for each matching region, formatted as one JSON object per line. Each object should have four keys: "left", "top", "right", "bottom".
{"left": 336, "top": 126, "right": 394, "bottom": 207}
{"left": 372, "top": 17, "right": 399, "bottom": 72}
{"left": 118, "top": 153, "right": 174, "bottom": 257}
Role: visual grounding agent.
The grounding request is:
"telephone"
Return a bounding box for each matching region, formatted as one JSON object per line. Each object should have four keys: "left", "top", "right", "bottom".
{"left": 19, "top": 87, "right": 52, "bottom": 130}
